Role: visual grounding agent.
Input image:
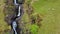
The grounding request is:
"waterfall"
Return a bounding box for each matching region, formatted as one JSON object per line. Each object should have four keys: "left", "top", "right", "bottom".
{"left": 14, "top": 0, "right": 18, "bottom": 5}
{"left": 12, "top": 0, "right": 24, "bottom": 34}
{"left": 17, "top": 5, "right": 21, "bottom": 17}
{"left": 12, "top": 0, "right": 21, "bottom": 34}
{"left": 12, "top": 21, "right": 17, "bottom": 34}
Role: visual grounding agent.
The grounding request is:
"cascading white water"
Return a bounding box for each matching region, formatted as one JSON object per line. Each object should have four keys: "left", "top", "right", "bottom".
{"left": 12, "top": 21, "right": 17, "bottom": 34}
{"left": 14, "top": 0, "right": 18, "bottom": 5}
{"left": 12, "top": 0, "right": 21, "bottom": 34}
{"left": 17, "top": 5, "right": 21, "bottom": 17}
{"left": 14, "top": 0, "right": 21, "bottom": 17}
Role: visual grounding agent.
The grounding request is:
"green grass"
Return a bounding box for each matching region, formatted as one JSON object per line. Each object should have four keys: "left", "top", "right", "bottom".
{"left": 32, "top": 0, "right": 60, "bottom": 34}
{"left": 30, "top": 24, "right": 39, "bottom": 34}
{"left": 0, "top": 0, "right": 60, "bottom": 34}
{"left": 0, "top": 0, "right": 10, "bottom": 33}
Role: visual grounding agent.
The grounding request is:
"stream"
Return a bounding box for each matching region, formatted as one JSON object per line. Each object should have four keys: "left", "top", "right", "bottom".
{"left": 11, "top": 0, "right": 24, "bottom": 34}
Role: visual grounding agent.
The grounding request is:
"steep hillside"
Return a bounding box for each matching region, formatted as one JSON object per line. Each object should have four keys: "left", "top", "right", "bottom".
{"left": 0, "top": 0, "right": 60, "bottom": 34}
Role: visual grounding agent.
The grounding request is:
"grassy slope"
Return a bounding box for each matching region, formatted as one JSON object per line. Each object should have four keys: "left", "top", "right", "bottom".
{"left": 0, "top": 0, "right": 6, "bottom": 31}
{"left": 32, "top": 0, "right": 60, "bottom": 34}
{"left": 0, "top": 0, "right": 9, "bottom": 33}
{"left": 0, "top": 0, "right": 60, "bottom": 34}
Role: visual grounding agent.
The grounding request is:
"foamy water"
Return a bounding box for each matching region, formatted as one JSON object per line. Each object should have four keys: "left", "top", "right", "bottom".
{"left": 12, "top": 0, "right": 21, "bottom": 34}
{"left": 12, "top": 21, "right": 17, "bottom": 34}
